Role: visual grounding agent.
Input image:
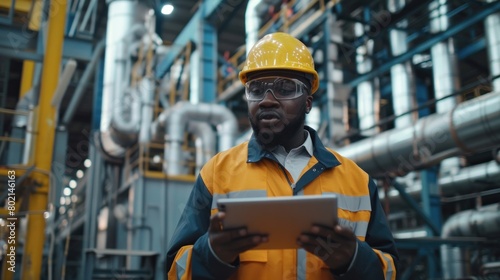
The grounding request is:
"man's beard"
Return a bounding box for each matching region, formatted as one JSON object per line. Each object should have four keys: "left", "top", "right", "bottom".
{"left": 249, "top": 103, "right": 307, "bottom": 148}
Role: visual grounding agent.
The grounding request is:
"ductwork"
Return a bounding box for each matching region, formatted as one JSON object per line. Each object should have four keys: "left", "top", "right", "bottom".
{"left": 163, "top": 101, "right": 238, "bottom": 176}
{"left": 388, "top": 0, "right": 415, "bottom": 129}
{"left": 337, "top": 91, "right": 500, "bottom": 178}
{"left": 187, "top": 121, "right": 216, "bottom": 175}
{"left": 485, "top": 0, "right": 500, "bottom": 92}
{"left": 355, "top": 22, "right": 376, "bottom": 137}
{"left": 100, "top": 0, "right": 151, "bottom": 157}
{"left": 381, "top": 160, "right": 500, "bottom": 208}
{"left": 440, "top": 204, "right": 500, "bottom": 279}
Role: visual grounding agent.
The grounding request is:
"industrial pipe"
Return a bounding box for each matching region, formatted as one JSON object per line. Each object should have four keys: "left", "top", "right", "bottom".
{"left": 337, "top": 91, "right": 500, "bottom": 178}
{"left": 388, "top": 0, "right": 415, "bottom": 129}
{"left": 139, "top": 77, "right": 155, "bottom": 143}
{"left": 163, "top": 101, "right": 238, "bottom": 176}
{"left": 429, "top": 0, "right": 461, "bottom": 176}
{"left": 100, "top": 0, "right": 150, "bottom": 157}
{"left": 355, "top": 22, "right": 376, "bottom": 137}
{"left": 485, "top": 0, "right": 500, "bottom": 92}
{"left": 440, "top": 204, "right": 500, "bottom": 279}
{"left": 187, "top": 121, "right": 216, "bottom": 175}
{"left": 381, "top": 160, "right": 500, "bottom": 208}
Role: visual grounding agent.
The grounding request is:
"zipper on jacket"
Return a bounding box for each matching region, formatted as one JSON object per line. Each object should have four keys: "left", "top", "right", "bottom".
{"left": 278, "top": 164, "right": 295, "bottom": 189}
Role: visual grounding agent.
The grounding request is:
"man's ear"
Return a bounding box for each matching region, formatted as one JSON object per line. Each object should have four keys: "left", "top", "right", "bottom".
{"left": 305, "top": 95, "right": 313, "bottom": 113}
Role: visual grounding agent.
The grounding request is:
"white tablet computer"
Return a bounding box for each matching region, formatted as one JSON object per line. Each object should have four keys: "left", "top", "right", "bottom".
{"left": 216, "top": 195, "right": 337, "bottom": 250}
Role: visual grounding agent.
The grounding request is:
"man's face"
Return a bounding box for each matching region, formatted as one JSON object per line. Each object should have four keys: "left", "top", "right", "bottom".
{"left": 246, "top": 75, "right": 312, "bottom": 147}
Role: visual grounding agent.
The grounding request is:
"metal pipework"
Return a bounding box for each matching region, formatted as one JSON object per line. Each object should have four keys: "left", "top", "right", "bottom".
{"left": 337, "top": 91, "right": 500, "bottom": 178}
{"left": 485, "top": 0, "right": 500, "bottom": 91}
{"left": 100, "top": 0, "right": 151, "bottom": 157}
{"left": 355, "top": 22, "right": 376, "bottom": 137}
{"left": 139, "top": 77, "right": 155, "bottom": 143}
{"left": 381, "top": 160, "right": 500, "bottom": 208}
{"left": 388, "top": 0, "right": 415, "bottom": 129}
{"left": 162, "top": 101, "right": 238, "bottom": 176}
{"left": 188, "top": 121, "right": 216, "bottom": 175}
{"left": 440, "top": 204, "right": 500, "bottom": 279}
{"left": 429, "top": 0, "right": 462, "bottom": 176}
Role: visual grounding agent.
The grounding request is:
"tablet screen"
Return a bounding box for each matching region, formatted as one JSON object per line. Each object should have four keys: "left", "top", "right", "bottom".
{"left": 217, "top": 195, "right": 337, "bottom": 250}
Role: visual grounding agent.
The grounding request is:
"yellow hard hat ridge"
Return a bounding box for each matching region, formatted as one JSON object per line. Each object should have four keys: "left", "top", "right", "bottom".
{"left": 239, "top": 32, "right": 320, "bottom": 94}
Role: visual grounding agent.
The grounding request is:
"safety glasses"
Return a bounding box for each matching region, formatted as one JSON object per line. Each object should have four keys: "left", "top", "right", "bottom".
{"left": 244, "top": 76, "right": 307, "bottom": 101}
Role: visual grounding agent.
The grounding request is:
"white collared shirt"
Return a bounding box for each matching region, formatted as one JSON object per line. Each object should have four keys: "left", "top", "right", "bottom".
{"left": 270, "top": 130, "right": 313, "bottom": 186}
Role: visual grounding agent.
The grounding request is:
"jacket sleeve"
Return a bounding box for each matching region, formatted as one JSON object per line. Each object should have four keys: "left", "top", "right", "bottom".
{"left": 335, "top": 178, "right": 399, "bottom": 280}
{"left": 166, "top": 175, "right": 238, "bottom": 280}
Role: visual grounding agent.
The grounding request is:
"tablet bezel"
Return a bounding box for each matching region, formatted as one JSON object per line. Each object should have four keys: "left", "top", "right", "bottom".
{"left": 216, "top": 195, "right": 338, "bottom": 250}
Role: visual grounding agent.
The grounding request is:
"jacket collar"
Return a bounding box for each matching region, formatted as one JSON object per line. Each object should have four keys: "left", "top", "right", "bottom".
{"left": 247, "top": 126, "right": 341, "bottom": 168}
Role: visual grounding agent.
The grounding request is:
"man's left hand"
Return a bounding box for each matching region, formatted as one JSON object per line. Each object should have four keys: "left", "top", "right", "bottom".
{"left": 297, "top": 222, "right": 357, "bottom": 271}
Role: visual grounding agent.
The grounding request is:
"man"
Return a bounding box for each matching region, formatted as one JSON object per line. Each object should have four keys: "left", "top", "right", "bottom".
{"left": 167, "top": 32, "right": 398, "bottom": 279}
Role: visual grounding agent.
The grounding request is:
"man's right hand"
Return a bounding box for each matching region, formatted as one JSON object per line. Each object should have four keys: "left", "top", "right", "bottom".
{"left": 209, "top": 212, "right": 268, "bottom": 264}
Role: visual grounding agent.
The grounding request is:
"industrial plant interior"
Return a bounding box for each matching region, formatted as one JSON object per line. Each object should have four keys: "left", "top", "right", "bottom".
{"left": 0, "top": 0, "right": 500, "bottom": 279}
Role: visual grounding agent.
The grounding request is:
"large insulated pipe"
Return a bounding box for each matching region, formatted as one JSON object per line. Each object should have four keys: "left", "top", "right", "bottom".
{"left": 337, "top": 91, "right": 500, "bottom": 178}
{"left": 139, "top": 77, "right": 155, "bottom": 143}
{"left": 382, "top": 160, "right": 500, "bottom": 208}
{"left": 440, "top": 204, "right": 500, "bottom": 279}
{"left": 355, "top": 22, "right": 377, "bottom": 136}
{"left": 429, "top": 0, "right": 461, "bottom": 175}
{"left": 388, "top": 0, "right": 415, "bottom": 128}
{"left": 485, "top": 0, "right": 500, "bottom": 92}
{"left": 100, "top": 1, "right": 148, "bottom": 157}
{"left": 164, "top": 101, "right": 238, "bottom": 176}
{"left": 100, "top": 0, "right": 136, "bottom": 156}
{"left": 188, "top": 121, "right": 216, "bottom": 175}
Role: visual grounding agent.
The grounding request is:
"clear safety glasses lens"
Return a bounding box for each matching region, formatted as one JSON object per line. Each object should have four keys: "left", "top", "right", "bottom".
{"left": 245, "top": 77, "right": 306, "bottom": 101}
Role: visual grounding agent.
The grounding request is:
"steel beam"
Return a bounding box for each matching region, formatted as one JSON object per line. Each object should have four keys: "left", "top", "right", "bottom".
{"left": 155, "top": 11, "right": 200, "bottom": 79}
{"left": 392, "top": 180, "right": 440, "bottom": 236}
{"left": 0, "top": 23, "right": 93, "bottom": 61}
{"left": 200, "top": 21, "right": 217, "bottom": 102}
{"left": 21, "top": 0, "right": 67, "bottom": 277}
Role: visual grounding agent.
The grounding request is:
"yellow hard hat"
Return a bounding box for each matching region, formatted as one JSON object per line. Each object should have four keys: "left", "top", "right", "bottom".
{"left": 239, "top": 32, "right": 320, "bottom": 94}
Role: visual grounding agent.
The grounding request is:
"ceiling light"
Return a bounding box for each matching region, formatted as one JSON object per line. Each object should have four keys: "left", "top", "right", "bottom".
{"left": 63, "top": 187, "right": 71, "bottom": 196}
{"left": 161, "top": 4, "right": 174, "bottom": 15}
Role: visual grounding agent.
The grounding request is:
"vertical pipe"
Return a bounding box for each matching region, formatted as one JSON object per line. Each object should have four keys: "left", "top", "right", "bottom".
{"left": 388, "top": 0, "right": 416, "bottom": 128}
{"left": 139, "top": 77, "right": 154, "bottom": 143}
{"left": 485, "top": 0, "right": 500, "bottom": 92}
{"left": 100, "top": 0, "right": 135, "bottom": 132}
{"left": 21, "top": 0, "right": 66, "bottom": 279}
{"left": 355, "top": 22, "right": 376, "bottom": 136}
{"left": 429, "top": 0, "right": 461, "bottom": 176}
{"left": 189, "top": 50, "right": 200, "bottom": 104}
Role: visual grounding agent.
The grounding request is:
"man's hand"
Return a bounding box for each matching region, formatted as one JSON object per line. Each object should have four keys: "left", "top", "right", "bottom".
{"left": 209, "top": 212, "right": 268, "bottom": 264}
{"left": 297, "top": 221, "right": 357, "bottom": 271}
